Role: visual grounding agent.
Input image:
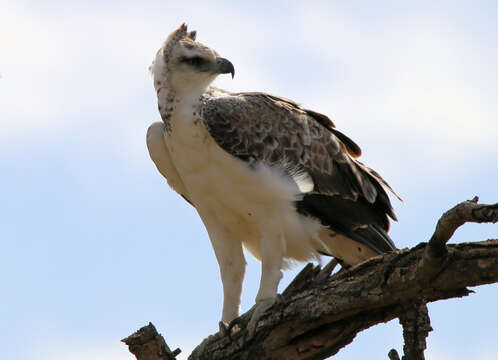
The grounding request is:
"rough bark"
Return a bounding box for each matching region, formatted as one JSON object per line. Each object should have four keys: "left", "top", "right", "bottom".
{"left": 397, "top": 301, "right": 432, "bottom": 360}
{"left": 123, "top": 198, "right": 498, "bottom": 360}
{"left": 122, "top": 323, "right": 181, "bottom": 360}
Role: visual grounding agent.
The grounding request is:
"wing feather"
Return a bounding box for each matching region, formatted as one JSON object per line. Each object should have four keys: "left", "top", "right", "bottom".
{"left": 201, "top": 91, "right": 400, "bottom": 253}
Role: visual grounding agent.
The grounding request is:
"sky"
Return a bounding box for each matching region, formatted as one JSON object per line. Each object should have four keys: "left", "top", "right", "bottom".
{"left": 1, "top": 1, "right": 497, "bottom": 359}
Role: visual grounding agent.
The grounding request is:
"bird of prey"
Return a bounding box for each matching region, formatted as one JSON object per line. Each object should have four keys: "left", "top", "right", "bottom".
{"left": 147, "top": 24, "right": 402, "bottom": 334}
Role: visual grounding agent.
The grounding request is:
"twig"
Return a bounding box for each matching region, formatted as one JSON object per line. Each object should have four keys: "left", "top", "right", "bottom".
{"left": 281, "top": 262, "right": 319, "bottom": 297}
{"left": 388, "top": 349, "right": 401, "bottom": 360}
{"left": 315, "top": 258, "right": 339, "bottom": 283}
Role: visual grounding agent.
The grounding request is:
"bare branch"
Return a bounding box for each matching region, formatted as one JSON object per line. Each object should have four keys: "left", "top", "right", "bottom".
{"left": 398, "top": 301, "right": 432, "bottom": 360}
{"left": 418, "top": 197, "right": 498, "bottom": 282}
{"left": 428, "top": 197, "right": 497, "bottom": 256}
{"left": 315, "top": 258, "right": 339, "bottom": 283}
{"left": 388, "top": 349, "right": 401, "bottom": 360}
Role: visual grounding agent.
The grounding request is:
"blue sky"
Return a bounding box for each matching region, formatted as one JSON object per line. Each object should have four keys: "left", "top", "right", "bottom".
{"left": 1, "top": 1, "right": 497, "bottom": 359}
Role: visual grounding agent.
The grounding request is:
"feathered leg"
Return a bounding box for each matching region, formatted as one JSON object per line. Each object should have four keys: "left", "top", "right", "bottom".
{"left": 248, "top": 219, "right": 285, "bottom": 335}
{"left": 217, "top": 237, "right": 246, "bottom": 324}
{"left": 198, "top": 209, "right": 246, "bottom": 325}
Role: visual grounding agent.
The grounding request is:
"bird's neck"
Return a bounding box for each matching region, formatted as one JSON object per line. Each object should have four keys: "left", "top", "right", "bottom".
{"left": 156, "top": 87, "right": 177, "bottom": 133}
{"left": 156, "top": 86, "right": 209, "bottom": 133}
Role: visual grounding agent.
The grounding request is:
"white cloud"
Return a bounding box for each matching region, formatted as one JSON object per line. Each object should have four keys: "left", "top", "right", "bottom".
{"left": 0, "top": 3, "right": 156, "bottom": 143}
{"left": 2, "top": 1, "right": 497, "bottom": 176}
{"left": 0, "top": 2, "right": 272, "bottom": 147}
{"left": 0, "top": 7, "right": 69, "bottom": 139}
{"left": 286, "top": 3, "right": 498, "bottom": 177}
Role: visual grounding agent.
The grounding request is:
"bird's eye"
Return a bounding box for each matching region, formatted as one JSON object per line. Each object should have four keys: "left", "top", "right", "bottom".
{"left": 182, "top": 56, "right": 204, "bottom": 67}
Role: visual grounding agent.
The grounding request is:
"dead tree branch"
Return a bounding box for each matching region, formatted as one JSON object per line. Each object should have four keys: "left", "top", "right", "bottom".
{"left": 397, "top": 300, "right": 432, "bottom": 360}
{"left": 124, "top": 198, "right": 498, "bottom": 360}
{"left": 419, "top": 196, "right": 498, "bottom": 281}
{"left": 122, "top": 323, "right": 181, "bottom": 360}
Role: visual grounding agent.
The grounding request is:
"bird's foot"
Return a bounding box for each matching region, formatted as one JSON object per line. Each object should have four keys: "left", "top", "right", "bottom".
{"left": 219, "top": 319, "right": 241, "bottom": 338}
{"left": 219, "top": 321, "right": 229, "bottom": 335}
{"left": 247, "top": 294, "right": 283, "bottom": 337}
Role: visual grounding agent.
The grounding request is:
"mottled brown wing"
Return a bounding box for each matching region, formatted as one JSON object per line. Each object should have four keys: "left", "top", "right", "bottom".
{"left": 201, "top": 92, "right": 399, "bottom": 253}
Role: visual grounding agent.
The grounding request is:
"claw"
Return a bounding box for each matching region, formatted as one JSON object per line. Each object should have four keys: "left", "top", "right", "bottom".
{"left": 219, "top": 318, "right": 242, "bottom": 341}
{"left": 227, "top": 317, "right": 242, "bottom": 335}
{"left": 247, "top": 296, "right": 280, "bottom": 337}
{"left": 218, "top": 321, "right": 229, "bottom": 336}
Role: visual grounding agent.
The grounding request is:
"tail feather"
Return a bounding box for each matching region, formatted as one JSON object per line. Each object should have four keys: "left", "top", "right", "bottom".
{"left": 296, "top": 193, "right": 397, "bottom": 263}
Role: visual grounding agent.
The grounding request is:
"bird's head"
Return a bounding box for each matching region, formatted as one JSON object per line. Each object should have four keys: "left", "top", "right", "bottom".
{"left": 150, "top": 24, "right": 234, "bottom": 98}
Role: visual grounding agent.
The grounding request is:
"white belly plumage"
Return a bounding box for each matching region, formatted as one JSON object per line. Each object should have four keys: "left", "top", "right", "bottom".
{"left": 154, "top": 110, "right": 377, "bottom": 267}
{"left": 164, "top": 112, "right": 321, "bottom": 266}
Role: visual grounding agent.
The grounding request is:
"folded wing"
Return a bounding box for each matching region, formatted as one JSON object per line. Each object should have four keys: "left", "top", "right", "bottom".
{"left": 201, "top": 91, "right": 402, "bottom": 255}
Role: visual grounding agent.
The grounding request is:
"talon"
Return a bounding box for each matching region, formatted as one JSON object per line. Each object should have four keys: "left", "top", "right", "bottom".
{"left": 227, "top": 317, "right": 242, "bottom": 335}
{"left": 247, "top": 297, "right": 278, "bottom": 337}
{"left": 219, "top": 318, "right": 242, "bottom": 341}
{"left": 218, "top": 321, "right": 228, "bottom": 336}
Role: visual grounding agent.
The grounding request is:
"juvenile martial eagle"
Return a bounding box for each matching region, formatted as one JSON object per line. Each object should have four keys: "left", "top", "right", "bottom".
{"left": 147, "top": 24, "right": 402, "bottom": 334}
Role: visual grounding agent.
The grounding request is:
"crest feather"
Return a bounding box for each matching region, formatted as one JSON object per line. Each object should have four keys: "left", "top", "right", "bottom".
{"left": 169, "top": 23, "right": 188, "bottom": 42}
{"left": 161, "top": 23, "right": 192, "bottom": 62}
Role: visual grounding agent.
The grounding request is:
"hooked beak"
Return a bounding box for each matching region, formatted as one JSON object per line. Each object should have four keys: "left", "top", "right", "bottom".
{"left": 215, "top": 57, "right": 235, "bottom": 79}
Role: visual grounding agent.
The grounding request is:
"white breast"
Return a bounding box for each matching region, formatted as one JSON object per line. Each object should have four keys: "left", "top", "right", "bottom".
{"left": 164, "top": 100, "right": 327, "bottom": 267}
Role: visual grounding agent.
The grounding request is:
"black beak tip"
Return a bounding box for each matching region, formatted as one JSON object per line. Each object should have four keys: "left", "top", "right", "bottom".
{"left": 217, "top": 57, "right": 235, "bottom": 79}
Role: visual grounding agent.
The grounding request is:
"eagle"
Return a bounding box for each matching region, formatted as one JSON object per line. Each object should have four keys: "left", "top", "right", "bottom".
{"left": 147, "top": 24, "right": 402, "bottom": 334}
